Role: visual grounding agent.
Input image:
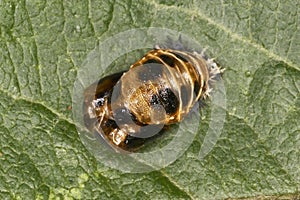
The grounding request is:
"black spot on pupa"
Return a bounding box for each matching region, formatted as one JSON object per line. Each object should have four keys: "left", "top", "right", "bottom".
{"left": 95, "top": 71, "right": 125, "bottom": 97}
{"left": 104, "top": 119, "right": 118, "bottom": 129}
{"left": 158, "top": 88, "right": 179, "bottom": 115}
{"left": 150, "top": 94, "right": 160, "bottom": 106}
{"left": 124, "top": 135, "right": 146, "bottom": 149}
{"left": 173, "top": 52, "right": 188, "bottom": 63}
{"left": 194, "top": 81, "right": 200, "bottom": 96}
{"left": 143, "top": 58, "right": 161, "bottom": 64}
{"left": 159, "top": 54, "right": 175, "bottom": 68}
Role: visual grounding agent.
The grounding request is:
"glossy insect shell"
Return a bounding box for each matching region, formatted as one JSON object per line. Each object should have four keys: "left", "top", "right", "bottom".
{"left": 83, "top": 47, "right": 220, "bottom": 152}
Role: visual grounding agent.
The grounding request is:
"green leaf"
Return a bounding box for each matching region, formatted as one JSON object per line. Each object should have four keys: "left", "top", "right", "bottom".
{"left": 0, "top": 0, "right": 299, "bottom": 199}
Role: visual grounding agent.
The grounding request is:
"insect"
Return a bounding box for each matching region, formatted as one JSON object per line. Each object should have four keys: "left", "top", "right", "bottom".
{"left": 83, "top": 45, "right": 222, "bottom": 152}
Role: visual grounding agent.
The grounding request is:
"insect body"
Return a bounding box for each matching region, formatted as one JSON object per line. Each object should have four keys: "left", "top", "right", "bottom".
{"left": 83, "top": 46, "right": 222, "bottom": 152}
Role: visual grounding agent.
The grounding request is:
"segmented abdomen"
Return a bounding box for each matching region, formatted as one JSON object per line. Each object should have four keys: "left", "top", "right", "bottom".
{"left": 83, "top": 47, "right": 220, "bottom": 152}
{"left": 123, "top": 48, "right": 210, "bottom": 124}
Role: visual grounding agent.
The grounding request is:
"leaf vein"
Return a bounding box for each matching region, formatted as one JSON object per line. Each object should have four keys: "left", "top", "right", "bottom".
{"left": 149, "top": 1, "right": 300, "bottom": 71}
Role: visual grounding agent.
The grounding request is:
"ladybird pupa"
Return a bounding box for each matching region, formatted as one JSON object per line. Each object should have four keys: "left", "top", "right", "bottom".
{"left": 83, "top": 45, "right": 222, "bottom": 152}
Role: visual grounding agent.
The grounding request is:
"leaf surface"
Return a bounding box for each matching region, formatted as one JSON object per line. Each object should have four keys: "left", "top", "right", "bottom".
{"left": 0, "top": 0, "right": 299, "bottom": 199}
